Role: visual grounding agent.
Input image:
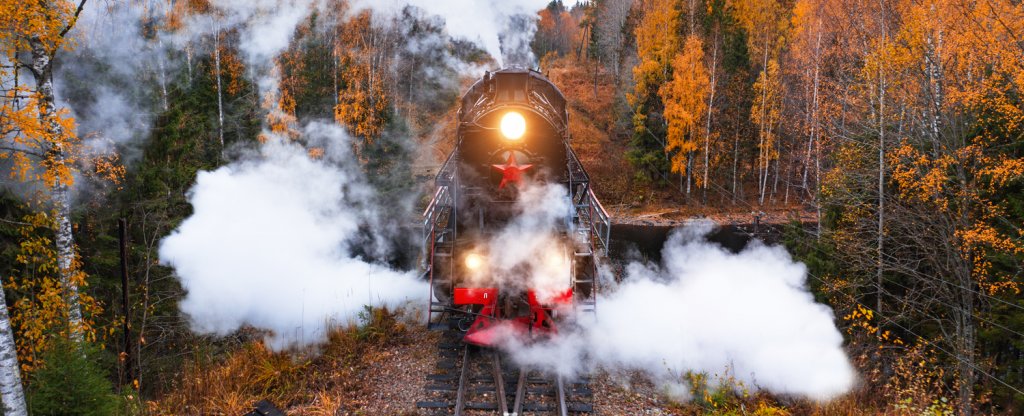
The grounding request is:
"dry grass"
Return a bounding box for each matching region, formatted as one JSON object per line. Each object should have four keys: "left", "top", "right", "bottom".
{"left": 148, "top": 308, "right": 411, "bottom": 415}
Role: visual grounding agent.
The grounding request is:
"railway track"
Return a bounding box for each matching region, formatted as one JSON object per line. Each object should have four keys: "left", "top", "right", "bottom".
{"left": 416, "top": 324, "right": 593, "bottom": 415}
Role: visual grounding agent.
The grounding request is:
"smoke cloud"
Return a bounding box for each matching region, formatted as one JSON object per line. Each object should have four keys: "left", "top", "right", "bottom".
{"left": 159, "top": 123, "right": 426, "bottom": 350}
{"left": 50, "top": 1, "right": 173, "bottom": 176}
{"left": 498, "top": 221, "right": 855, "bottom": 401}
{"left": 352, "top": 0, "right": 550, "bottom": 67}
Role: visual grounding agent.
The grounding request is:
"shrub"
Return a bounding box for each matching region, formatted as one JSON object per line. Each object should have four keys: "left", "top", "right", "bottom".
{"left": 27, "top": 339, "right": 119, "bottom": 416}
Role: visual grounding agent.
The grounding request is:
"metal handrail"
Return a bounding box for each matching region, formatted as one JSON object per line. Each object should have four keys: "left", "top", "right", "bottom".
{"left": 422, "top": 185, "right": 452, "bottom": 249}
{"left": 587, "top": 188, "right": 611, "bottom": 253}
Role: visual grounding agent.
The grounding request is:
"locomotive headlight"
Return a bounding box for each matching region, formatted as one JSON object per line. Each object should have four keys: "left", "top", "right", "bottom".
{"left": 464, "top": 252, "right": 485, "bottom": 271}
{"left": 500, "top": 111, "right": 526, "bottom": 140}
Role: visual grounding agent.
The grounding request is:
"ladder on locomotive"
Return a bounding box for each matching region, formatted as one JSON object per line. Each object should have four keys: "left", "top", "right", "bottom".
{"left": 423, "top": 154, "right": 459, "bottom": 329}
{"left": 567, "top": 147, "right": 610, "bottom": 320}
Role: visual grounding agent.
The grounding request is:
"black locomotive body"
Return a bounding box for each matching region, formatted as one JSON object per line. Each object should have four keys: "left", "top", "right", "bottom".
{"left": 422, "top": 68, "right": 610, "bottom": 346}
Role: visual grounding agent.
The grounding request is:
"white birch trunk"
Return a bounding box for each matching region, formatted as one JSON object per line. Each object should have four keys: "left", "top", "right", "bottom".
{"left": 732, "top": 132, "right": 739, "bottom": 204}
{"left": 757, "top": 46, "right": 770, "bottom": 205}
{"left": 31, "top": 38, "right": 84, "bottom": 343}
{"left": 703, "top": 29, "right": 718, "bottom": 205}
{"left": 214, "top": 20, "right": 225, "bottom": 154}
{"left": 876, "top": 48, "right": 886, "bottom": 322}
{"left": 803, "top": 23, "right": 822, "bottom": 193}
{"left": 185, "top": 43, "right": 193, "bottom": 83}
{"left": 156, "top": 38, "right": 169, "bottom": 112}
{"left": 151, "top": 0, "right": 168, "bottom": 111}
{"left": 0, "top": 286, "right": 28, "bottom": 416}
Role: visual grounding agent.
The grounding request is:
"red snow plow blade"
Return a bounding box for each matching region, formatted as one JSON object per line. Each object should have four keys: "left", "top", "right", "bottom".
{"left": 454, "top": 287, "right": 572, "bottom": 347}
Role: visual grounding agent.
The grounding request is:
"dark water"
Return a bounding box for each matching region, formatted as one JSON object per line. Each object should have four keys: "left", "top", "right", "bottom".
{"left": 608, "top": 222, "right": 793, "bottom": 262}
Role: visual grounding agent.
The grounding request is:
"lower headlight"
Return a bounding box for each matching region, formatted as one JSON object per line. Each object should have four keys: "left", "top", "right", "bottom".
{"left": 464, "top": 252, "right": 485, "bottom": 271}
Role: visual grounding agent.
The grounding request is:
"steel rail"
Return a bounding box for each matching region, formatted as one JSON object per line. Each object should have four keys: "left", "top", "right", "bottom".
{"left": 491, "top": 353, "right": 509, "bottom": 415}
{"left": 453, "top": 346, "right": 470, "bottom": 416}
{"left": 512, "top": 367, "right": 527, "bottom": 416}
{"left": 555, "top": 376, "right": 569, "bottom": 416}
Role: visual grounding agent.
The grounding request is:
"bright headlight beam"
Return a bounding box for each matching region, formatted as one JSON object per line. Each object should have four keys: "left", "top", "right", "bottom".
{"left": 465, "top": 253, "right": 484, "bottom": 271}
{"left": 500, "top": 111, "right": 526, "bottom": 140}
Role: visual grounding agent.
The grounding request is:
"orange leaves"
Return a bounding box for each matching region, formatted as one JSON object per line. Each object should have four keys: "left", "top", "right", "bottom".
{"left": 631, "top": 0, "right": 682, "bottom": 107}
{"left": 0, "top": 0, "right": 82, "bottom": 56}
{"left": 333, "top": 11, "right": 391, "bottom": 145}
{"left": 659, "top": 35, "right": 710, "bottom": 175}
{"left": 730, "top": 0, "right": 788, "bottom": 61}
{"left": 215, "top": 43, "right": 248, "bottom": 96}
{"left": 888, "top": 138, "right": 1024, "bottom": 294}
{"left": 260, "top": 82, "right": 299, "bottom": 142}
{"left": 980, "top": 158, "right": 1024, "bottom": 190}
{"left": 335, "top": 78, "right": 389, "bottom": 143}
{"left": 0, "top": 90, "right": 80, "bottom": 189}
{"left": 4, "top": 212, "right": 100, "bottom": 374}
{"left": 534, "top": 3, "right": 580, "bottom": 58}
{"left": 751, "top": 58, "right": 781, "bottom": 164}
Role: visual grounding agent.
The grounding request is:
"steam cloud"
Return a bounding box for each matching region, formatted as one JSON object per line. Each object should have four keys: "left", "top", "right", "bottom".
{"left": 456, "top": 180, "right": 853, "bottom": 399}
{"left": 159, "top": 124, "right": 425, "bottom": 350}
{"left": 597, "top": 223, "right": 853, "bottom": 399}
{"left": 353, "top": 0, "right": 550, "bottom": 67}
{"left": 462, "top": 182, "right": 574, "bottom": 303}
{"left": 494, "top": 219, "right": 854, "bottom": 400}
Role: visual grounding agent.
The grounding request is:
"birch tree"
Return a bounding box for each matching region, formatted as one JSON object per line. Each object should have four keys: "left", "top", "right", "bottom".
{"left": 1, "top": 0, "right": 90, "bottom": 343}
{"left": 0, "top": 285, "right": 26, "bottom": 416}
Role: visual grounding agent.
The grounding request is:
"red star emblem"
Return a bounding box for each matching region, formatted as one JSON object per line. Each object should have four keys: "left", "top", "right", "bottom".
{"left": 491, "top": 153, "right": 533, "bottom": 189}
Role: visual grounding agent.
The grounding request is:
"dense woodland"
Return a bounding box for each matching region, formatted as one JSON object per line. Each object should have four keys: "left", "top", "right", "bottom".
{"left": 0, "top": 0, "right": 1022, "bottom": 414}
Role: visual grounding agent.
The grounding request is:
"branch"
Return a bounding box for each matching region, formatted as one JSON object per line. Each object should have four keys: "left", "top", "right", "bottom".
{"left": 0, "top": 217, "right": 32, "bottom": 227}
{"left": 0, "top": 145, "right": 45, "bottom": 158}
{"left": 58, "top": 0, "right": 89, "bottom": 40}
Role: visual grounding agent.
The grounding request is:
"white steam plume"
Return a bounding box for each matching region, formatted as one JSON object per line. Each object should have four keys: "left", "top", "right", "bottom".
{"left": 499, "top": 221, "right": 855, "bottom": 401}
{"left": 352, "top": 0, "right": 550, "bottom": 67}
{"left": 463, "top": 182, "right": 575, "bottom": 303}
{"left": 159, "top": 123, "right": 426, "bottom": 350}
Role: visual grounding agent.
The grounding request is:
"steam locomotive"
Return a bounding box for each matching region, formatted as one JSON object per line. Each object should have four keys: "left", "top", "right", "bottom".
{"left": 422, "top": 68, "right": 610, "bottom": 347}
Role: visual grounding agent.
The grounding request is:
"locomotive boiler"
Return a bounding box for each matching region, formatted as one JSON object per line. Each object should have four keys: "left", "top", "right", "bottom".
{"left": 422, "top": 68, "right": 610, "bottom": 347}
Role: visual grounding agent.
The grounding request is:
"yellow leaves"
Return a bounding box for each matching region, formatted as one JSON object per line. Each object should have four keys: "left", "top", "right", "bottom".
{"left": 843, "top": 304, "right": 878, "bottom": 335}
{"left": 730, "top": 0, "right": 788, "bottom": 61}
{"left": 214, "top": 43, "right": 248, "bottom": 96}
{"left": 4, "top": 213, "right": 101, "bottom": 374}
{"left": 0, "top": 0, "right": 82, "bottom": 55}
{"left": 1, "top": 88, "right": 83, "bottom": 191}
{"left": 631, "top": 0, "right": 682, "bottom": 107}
{"left": 980, "top": 158, "right": 1024, "bottom": 190}
{"left": 260, "top": 81, "right": 299, "bottom": 142}
{"left": 327, "top": 9, "right": 391, "bottom": 145}
{"left": 659, "top": 35, "right": 710, "bottom": 175}
{"left": 334, "top": 67, "right": 389, "bottom": 144}
{"left": 751, "top": 58, "right": 782, "bottom": 166}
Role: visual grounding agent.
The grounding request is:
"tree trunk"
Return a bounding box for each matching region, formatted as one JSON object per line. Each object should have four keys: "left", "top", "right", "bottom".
{"left": 0, "top": 286, "right": 27, "bottom": 416}
{"left": 151, "top": 0, "right": 169, "bottom": 112}
{"left": 876, "top": 44, "right": 886, "bottom": 323}
{"left": 703, "top": 29, "right": 718, "bottom": 205}
{"left": 30, "top": 37, "right": 84, "bottom": 343}
{"left": 732, "top": 131, "right": 739, "bottom": 205}
{"left": 803, "top": 24, "right": 822, "bottom": 195}
{"left": 771, "top": 152, "right": 780, "bottom": 202}
{"left": 956, "top": 260, "right": 976, "bottom": 416}
{"left": 185, "top": 43, "right": 194, "bottom": 83}
{"left": 214, "top": 21, "right": 225, "bottom": 154}
{"left": 686, "top": 153, "right": 692, "bottom": 199}
{"left": 757, "top": 46, "right": 770, "bottom": 205}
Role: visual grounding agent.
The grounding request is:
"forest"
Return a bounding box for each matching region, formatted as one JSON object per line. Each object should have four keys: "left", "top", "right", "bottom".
{"left": 0, "top": 0, "right": 1022, "bottom": 414}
